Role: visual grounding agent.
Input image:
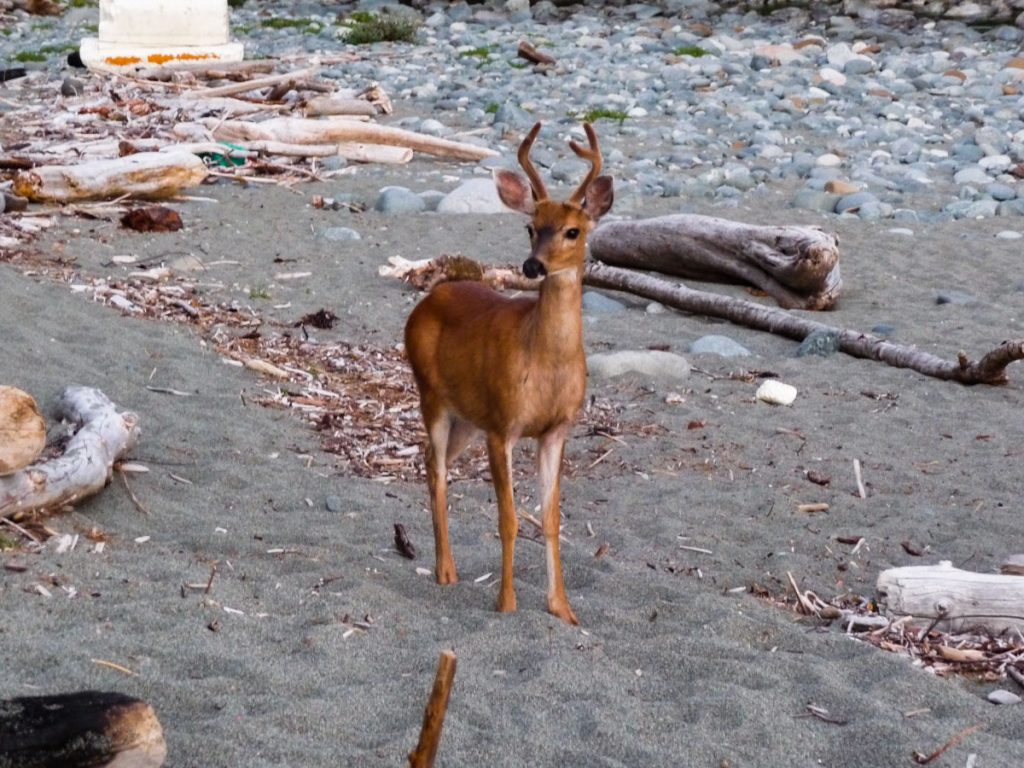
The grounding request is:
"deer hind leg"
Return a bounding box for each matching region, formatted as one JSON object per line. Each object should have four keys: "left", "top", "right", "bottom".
{"left": 424, "top": 410, "right": 458, "bottom": 584}
{"left": 486, "top": 433, "right": 518, "bottom": 613}
{"left": 537, "top": 426, "right": 579, "bottom": 625}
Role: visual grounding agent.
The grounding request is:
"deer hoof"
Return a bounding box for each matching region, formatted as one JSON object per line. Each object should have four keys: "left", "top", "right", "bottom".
{"left": 548, "top": 600, "right": 579, "bottom": 626}
{"left": 435, "top": 562, "right": 458, "bottom": 585}
{"left": 496, "top": 590, "right": 517, "bottom": 613}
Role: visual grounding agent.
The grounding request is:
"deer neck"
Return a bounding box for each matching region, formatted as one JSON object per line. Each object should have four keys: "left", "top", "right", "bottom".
{"left": 528, "top": 265, "right": 584, "bottom": 359}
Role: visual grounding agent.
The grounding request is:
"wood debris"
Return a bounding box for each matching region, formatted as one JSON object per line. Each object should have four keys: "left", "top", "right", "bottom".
{"left": 0, "top": 59, "right": 492, "bottom": 248}
{"left": 760, "top": 579, "right": 1024, "bottom": 684}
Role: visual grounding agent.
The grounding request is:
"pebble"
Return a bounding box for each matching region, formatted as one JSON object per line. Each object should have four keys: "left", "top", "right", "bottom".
{"left": 8, "top": 1, "right": 1024, "bottom": 223}
{"left": 987, "top": 689, "right": 1021, "bottom": 706}
{"left": 689, "top": 335, "right": 751, "bottom": 357}
{"left": 375, "top": 186, "right": 426, "bottom": 215}
{"left": 325, "top": 495, "right": 343, "bottom": 513}
{"left": 796, "top": 329, "right": 841, "bottom": 357}
{"left": 996, "top": 230, "right": 1023, "bottom": 239}
{"left": 582, "top": 291, "right": 628, "bottom": 315}
{"left": 935, "top": 290, "right": 977, "bottom": 306}
{"left": 586, "top": 350, "right": 691, "bottom": 381}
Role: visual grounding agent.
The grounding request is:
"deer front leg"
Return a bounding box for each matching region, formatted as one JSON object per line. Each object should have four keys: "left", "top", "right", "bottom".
{"left": 425, "top": 415, "right": 457, "bottom": 584}
{"left": 538, "top": 426, "right": 579, "bottom": 625}
{"left": 486, "top": 433, "right": 517, "bottom": 613}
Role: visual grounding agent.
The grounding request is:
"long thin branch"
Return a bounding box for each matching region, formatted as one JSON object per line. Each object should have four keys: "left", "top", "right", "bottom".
{"left": 583, "top": 262, "right": 1024, "bottom": 385}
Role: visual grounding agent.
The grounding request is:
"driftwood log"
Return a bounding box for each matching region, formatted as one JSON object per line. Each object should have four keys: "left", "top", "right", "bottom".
{"left": 876, "top": 560, "right": 1024, "bottom": 634}
{"left": 0, "top": 386, "right": 139, "bottom": 520}
{"left": 0, "top": 387, "right": 45, "bottom": 475}
{"left": 589, "top": 214, "right": 841, "bottom": 310}
{"left": 13, "top": 152, "right": 208, "bottom": 203}
{"left": 197, "top": 117, "right": 498, "bottom": 162}
{"left": 408, "top": 651, "right": 457, "bottom": 768}
{"left": 0, "top": 691, "right": 165, "bottom": 768}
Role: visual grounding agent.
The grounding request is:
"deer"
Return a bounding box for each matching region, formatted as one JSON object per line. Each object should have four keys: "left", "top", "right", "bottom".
{"left": 403, "top": 122, "right": 613, "bottom": 625}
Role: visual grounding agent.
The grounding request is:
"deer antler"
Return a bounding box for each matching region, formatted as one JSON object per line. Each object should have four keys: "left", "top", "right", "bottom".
{"left": 567, "top": 122, "right": 602, "bottom": 206}
{"left": 517, "top": 122, "right": 549, "bottom": 202}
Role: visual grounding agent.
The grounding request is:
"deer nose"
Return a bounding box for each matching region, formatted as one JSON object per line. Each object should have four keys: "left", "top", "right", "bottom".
{"left": 523, "top": 257, "right": 546, "bottom": 279}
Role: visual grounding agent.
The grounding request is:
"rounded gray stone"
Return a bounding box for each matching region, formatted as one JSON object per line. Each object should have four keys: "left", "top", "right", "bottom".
{"left": 582, "top": 291, "right": 627, "bottom": 315}
{"left": 835, "top": 191, "right": 880, "bottom": 214}
{"left": 689, "top": 335, "right": 751, "bottom": 357}
{"left": 987, "top": 689, "right": 1021, "bottom": 706}
{"left": 375, "top": 186, "right": 426, "bottom": 215}
{"left": 796, "top": 329, "right": 841, "bottom": 357}
{"left": 587, "top": 350, "right": 691, "bottom": 381}
{"left": 436, "top": 178, "right": 508, "bottom": 214}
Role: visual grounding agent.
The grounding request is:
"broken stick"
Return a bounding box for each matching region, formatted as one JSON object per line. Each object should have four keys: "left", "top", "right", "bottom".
{"left": 408, "top": 650, "right": 457, "bottom": 768}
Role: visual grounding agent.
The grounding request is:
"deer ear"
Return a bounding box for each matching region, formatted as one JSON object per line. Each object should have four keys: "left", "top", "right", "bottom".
{"left": 584, "top": 175, "right": 613, "bottom": 221}
{"left": 494, "top": 169, "right": 536, "bottom": 215}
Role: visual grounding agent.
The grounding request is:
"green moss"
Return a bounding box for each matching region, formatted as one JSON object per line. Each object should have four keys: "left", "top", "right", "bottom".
{"left": 40, "top": 42, "right": 80, "bottom": 54}
{"left": 14, "top": 50, "right": 47, "bottom": 62}
{"left": 228, "top": 0, "right": 248, "bottom": 7}
{"left": 233, "top": 24, "right": 253, "bottom": 35}
{"left": 673, "top": 45, "right": 710, "bottom": 57}
{"left": 68, "top": 0, "right": 98, "bottom": 7}
{"left": 459, "top": 46, "right": 491, "bottom": 59}
{"left": 0, "top": 531, "right": 17, "bottom": 550}
{"left": 249, "top": 286, "right": 272, "bottom": 300}
{"left": 582, "top": 108, "right": 629, "bottom": 124}
{"left": 260, "top": 17, "right": 323, "bottom": 33}
{"left": 509, "top": 61, "right": 528, "bottom": 69}
{"left": 342, "top": 10, "right": 419, "bottom": 45}
{"left": 82, "top": 23, "right": 98, "bottom": 34}
{"left": 484, "top": 102, "right": 499, "bottom": 114}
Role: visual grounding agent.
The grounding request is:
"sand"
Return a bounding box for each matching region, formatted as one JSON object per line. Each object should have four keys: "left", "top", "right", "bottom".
{"left": 2, "top": 169, "right": 1023, "bottom": 766}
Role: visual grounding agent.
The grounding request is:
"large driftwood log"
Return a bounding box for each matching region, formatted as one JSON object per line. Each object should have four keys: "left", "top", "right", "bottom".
{"left": 0, "top": 691, "right": 165, "bottom": 768}
{"left": 13, "top": 152, "right": 208, "bottom": 203}
{"left": 0, "top": 387, "right": 45, "bottom": 475}
{"left": 589, "top": 215, "right": 841, "bottom": 310}
{"left": 877, "top": 560, "right": 1024, "bottom": 634}
{"left": 199, "top": 117, "right": 498, "bottom": 162}
{"left": 0, "top": 387, "right": 140, "bottom": 520}
{"left": 408, "top": 650, "right": 457, "bottom": 768}
{"left": 181, "top": 65, "right": 320, "bottom": 100}
{"left": 583, "top": 262, "right": 1024, "bottom": 385}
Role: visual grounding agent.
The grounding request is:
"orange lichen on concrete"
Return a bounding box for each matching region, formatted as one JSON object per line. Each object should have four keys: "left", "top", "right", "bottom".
{"left": 146, "top": 52, "right": 217, "bottom": 64}
{"left": 105, "top": 56, "right": 142, "bottom": 65}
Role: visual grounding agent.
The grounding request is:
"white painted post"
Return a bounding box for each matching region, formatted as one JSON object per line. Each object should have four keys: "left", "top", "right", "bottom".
{"left": 80, "top": 0, "right": 244, "bottom": 72}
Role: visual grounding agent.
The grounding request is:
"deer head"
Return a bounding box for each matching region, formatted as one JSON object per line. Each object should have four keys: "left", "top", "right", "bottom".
{"left": 494, "top": 122, "right": 614, "bottom": 279}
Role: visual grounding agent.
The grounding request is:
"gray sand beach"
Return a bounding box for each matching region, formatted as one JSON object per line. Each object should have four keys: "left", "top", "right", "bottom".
{"left": 2, "top": 173, "right": 1024, "bottom": 765}
{"left": 3, "top": 0, "right": 1024, "bottom": 762}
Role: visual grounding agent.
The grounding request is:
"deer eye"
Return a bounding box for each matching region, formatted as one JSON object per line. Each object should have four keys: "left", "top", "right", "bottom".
{"left": 565, "top": 227, "right": 581, "bottom": 240}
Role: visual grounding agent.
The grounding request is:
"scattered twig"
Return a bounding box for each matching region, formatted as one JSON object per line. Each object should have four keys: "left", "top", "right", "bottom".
{"left": 90, "top": 658, "right": 138, "bottom": 677}
{"left": 853, "top": 458, "right": 867, "bottom": 499}
{"left": 394, "top": 523, "right": 417, "bottom": 560}
{"left": 911, "top": 723, "right": 984, "bottom": 765}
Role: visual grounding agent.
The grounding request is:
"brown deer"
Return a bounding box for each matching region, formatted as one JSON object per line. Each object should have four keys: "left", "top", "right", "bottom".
{"left": 404, "top": 122, "right": 613, "bottom": 625}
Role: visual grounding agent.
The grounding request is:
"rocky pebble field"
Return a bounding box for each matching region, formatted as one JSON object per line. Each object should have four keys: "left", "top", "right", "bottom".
{"left": 5, "top": 0, "right": 1024, "bottom": 229}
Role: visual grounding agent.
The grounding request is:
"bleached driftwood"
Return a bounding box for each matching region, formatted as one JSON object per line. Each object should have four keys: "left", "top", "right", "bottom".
{"left": 0, "top": 386, "right": 139, "bottom": 520}
{"left": 335, "top": 142, "right": 413, "bottom": 164}
{"left": 304, "top": 95, "right": 378, "bottom": 117}
{"left": 181, "top": 65, "right": 320, "bottom": 100}
{"left": 0, "top": 387, "right": 45, "bottom": 475}
{"left": 589, "top": 214, "right": 841, "bottom": 311}
{"left": 132, "top": 58, "right": 277, "bottom": 81}
{"left": 0, "top": 691, "right": 166, "bottom": 768}
{"left": 13, "top": 152, "right": 208, "bottom": 203}
{"left": 876, "top": 560, "right": 1024, "bottom": 634}
{"left": 199, "top": 117, "right": 498, "bottom": 162}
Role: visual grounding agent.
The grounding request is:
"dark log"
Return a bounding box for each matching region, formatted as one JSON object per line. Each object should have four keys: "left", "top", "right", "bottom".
{"left": 0, "top": 691, "right": 166, "bottom": 768}
{"left": 589, "top": 214, "right": 841, "bottom": 310}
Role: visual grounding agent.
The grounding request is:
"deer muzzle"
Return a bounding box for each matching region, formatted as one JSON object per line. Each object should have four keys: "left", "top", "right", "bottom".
{"left": 522, "top": 257, "right": 547, "bottom": 279}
